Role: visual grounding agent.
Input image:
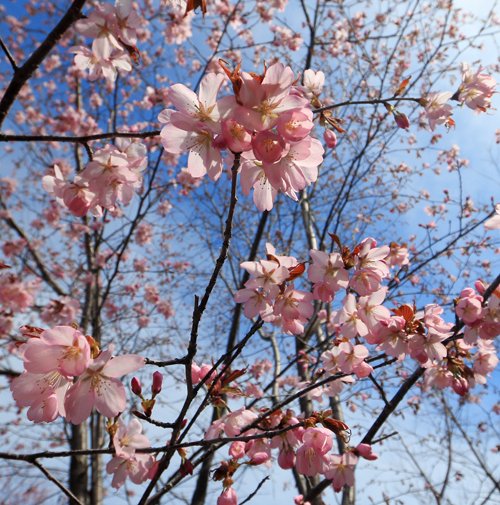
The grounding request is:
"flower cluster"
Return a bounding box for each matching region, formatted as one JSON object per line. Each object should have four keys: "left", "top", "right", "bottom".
{"left": 206, "top": 408, "right": 377, "bottom": 500}
{"left": 158, "top": 63, "right": 325, "bottom": 211}
{"left": 234, "top": 239, "right": 499, "bottom": 397}
{"left": 43, "top": 139, "right": 147, "bottom": 217}
{"left": 420, "top": 63, "right": 496, "bottom": 130}
{"left": 10, "top": 325, "right": 144, "bottom": 423}
{"left": 423, "top": 282, "right": 499, "bottom": 396}
{"left": 73, "top": 0, "right": 142, "bottom": 82}
{"left": 234, "top": 243, "right": 314, "bottom": 334}
{"left": 0, "top": 274, "right": 39, "bottom": 338}
{"left": 41, "top": 297, "right": 80, "bottom": 325}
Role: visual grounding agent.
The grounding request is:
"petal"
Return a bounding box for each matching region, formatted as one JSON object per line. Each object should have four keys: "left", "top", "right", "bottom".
{"left": 65, "top": 379, "right": 94, "bottom": 424}
{"left": 94, "top": 377, "right": 126, "bottom": 418}
{"left": 41, "top": 325, "right": 77, "bottom": 346}
{"left": 23, "top": 340, "right": 61, "bottom": 374}
{"left": 168, "top": 84, "right": 198, "bottom": 116}
{"left": 104, "top": 354, "right": 145, "bottom": 377}
{"left": 198, "top": 73, "right": 225, "bottom": 109}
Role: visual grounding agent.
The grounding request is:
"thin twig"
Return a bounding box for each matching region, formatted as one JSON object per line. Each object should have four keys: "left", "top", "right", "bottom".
{"left": 0, "top": 38, "right": 18, "bottom": 71}
{"left": 32, "top": 460, "right": 85, "bottom": 505}
{"left": 239, "top": 476, "right": 270, "bottom": 505}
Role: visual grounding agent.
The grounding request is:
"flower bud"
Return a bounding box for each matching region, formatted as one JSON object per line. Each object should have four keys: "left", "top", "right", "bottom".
{"left": 355, "top": 443, "right": 378, "bottom": 460}
{"left": 152, "top": 371, "right": 163, "bottom": 396}
{"left": 131, "top": 377, "right": 142, "bottom": 397}
{"left": 217, "top": 487, "right": 237, "bottom": 505}
{"left": 393, "top": 110, "right": 410, "bottom": 130}
{"left": 323, "top": 129, "right": 337, "bottom": 148}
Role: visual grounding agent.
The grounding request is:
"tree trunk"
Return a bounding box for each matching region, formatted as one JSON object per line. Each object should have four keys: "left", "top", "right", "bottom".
{"left": 69, "top": 423, "right": 88, "bottom": 505}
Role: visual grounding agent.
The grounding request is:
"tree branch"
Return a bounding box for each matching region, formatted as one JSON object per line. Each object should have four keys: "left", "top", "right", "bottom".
{"left": 0, "top": 0, "right": 88, "bottom": 128}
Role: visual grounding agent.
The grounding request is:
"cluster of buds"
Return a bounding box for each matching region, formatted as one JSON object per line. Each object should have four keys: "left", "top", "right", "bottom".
{"left": 131, "top": 371, "right": 163, "bottom": 417}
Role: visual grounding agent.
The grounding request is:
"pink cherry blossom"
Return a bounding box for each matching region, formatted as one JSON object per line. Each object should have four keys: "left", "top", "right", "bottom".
{"left": 239, "top": 158, "right": 278, "bottom": 211}
{"left": 276, "top": 108, "right": 314, "bottom": 142}
{"left": 221, "top": 408, "right": 258, "bottom": 437}
{"left": 234, "top": 288, "right": 273, "bottom": 319}
{"left": 41, "top": 297, "right": 80, "bottom": 325}
{"left": 334, "top": 294, "right": 369, "bottom": 339}
{"left": 113, "top": 418, "right": 151, "bottom": 459}
{"left": 235, "top": 62, "right": 309, "bottom": 131}
{"left": 241, "top": 259, "right": 289, "bottom": 297}
{"left": 373, "top": 316, "right": 409, "bottom": 359}
{"left": 0, "top": 275, "right": 37, "bottom": 312}
{"left": 191, "top": 362, "right": 216, "bottom": 384}
{"left": 457, "top": 63, "right": 496, "bottom": 112}
{"left": 409, "top": 330, "right": 448, "bottom": 366}
{"left": 456, "top": 288, "right": 484, "bottom": 324}
{"left": 355, "top": 443, "right": 378, "bottom": 461}
{"left": 421, "top": 92, "right": 454, "bottom": 131}
{"left": 64, "top": 346, "right": 144, "bottom": 424}
{"left": 23, "top": 325, "right": 90, "bottom": 377}
{"left": 43, "top": 166, "right": 98, "bottom": 217}
{"left": 273, "top": 285, "right": 314, "bottom": 335}
{"left": 357, "top": 288, "right": 391, "bottom": 333}
{"left": 308, "top": 250, "right": 349, "bottom": 302}
{"left": 387, "top": 242, "right": 410, "bottom": 268}
{"left": 221, "top": 118, "right": 252, "bottom": 152}
{"left": 295, "top": 427, "right": 332, "bottom": 476}
{"left": 324, "top": 452, "right": 358, "bottom": 492}
{"left": 73, "top": 46, "right": 131, "bottom": 83}
{"left": 252, "top": 131, "right": 288, "bottom": 163}
{"left": 159, "top": 73, "right": 226, "bottom": 179}
{"left": 11, "top": 370, "right": 71, "bottom": 423}
{"left": 106, "top": 453, "right": 155, "bottom": 489}
{"left": 245, "top": 437, "right": 272, "bottom": 464}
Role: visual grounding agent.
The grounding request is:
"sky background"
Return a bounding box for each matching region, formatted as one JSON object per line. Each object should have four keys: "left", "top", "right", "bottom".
{"left": 0, "top": 0, "right": 498, "bottom": 503}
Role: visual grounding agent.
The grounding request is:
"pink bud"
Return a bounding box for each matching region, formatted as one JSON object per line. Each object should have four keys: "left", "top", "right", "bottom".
{"left": 393, "top": 110, "right": 410, "bottom": 130}
{"left": 152, "top": 371, "right": 163, "bottom": 396}
{"left": 451, "top": 377, "right": 469, "bottom": 396}
{"left": 323, "top": 129, "right": 337, "bottom": 148}
{"left": 474, "top": 279, "right": 487, "bottom": 295}
{"left": 217, "top": 487, "right": 237, "bottom": 505}
{"left": 355, "top": 443, "right": 378, "bottom": 460}
{"left": 278, "top": 448, "right": 296, "bottom": 469}
{"left": 131, "top": 377, "right": 142, "bottom": 396}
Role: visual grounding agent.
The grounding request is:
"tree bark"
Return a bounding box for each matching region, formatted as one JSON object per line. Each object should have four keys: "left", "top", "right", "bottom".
{"left": 69, "top": 424, "right": 88, "bottom": 505}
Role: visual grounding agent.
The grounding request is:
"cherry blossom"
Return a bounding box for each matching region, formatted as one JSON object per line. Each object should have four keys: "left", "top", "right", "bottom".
{"left": 64, "top": 346, "right": 144, "bottom": 424}
{"left": 456, "top": 63, "right": 497, "bottom": 112}
{"left": 22, "top": 325, "right": 90, "bottom": 377}
{"left": 11, "top": 370, "right": 71, "bottom": 423}
{"left": 324, "top": 452, "right": 358, "bottom": 492}
{"left": 421, "top": 92, "right": 454, "bottom": 131}
{"left": 295, "top": 427, "right": 332, "bottom": 476}
{"left": 113, "top": 418, "right": 151, "bottom": 459}
{"left": 106, "top": 452, "right": 156, "bottom": 489}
